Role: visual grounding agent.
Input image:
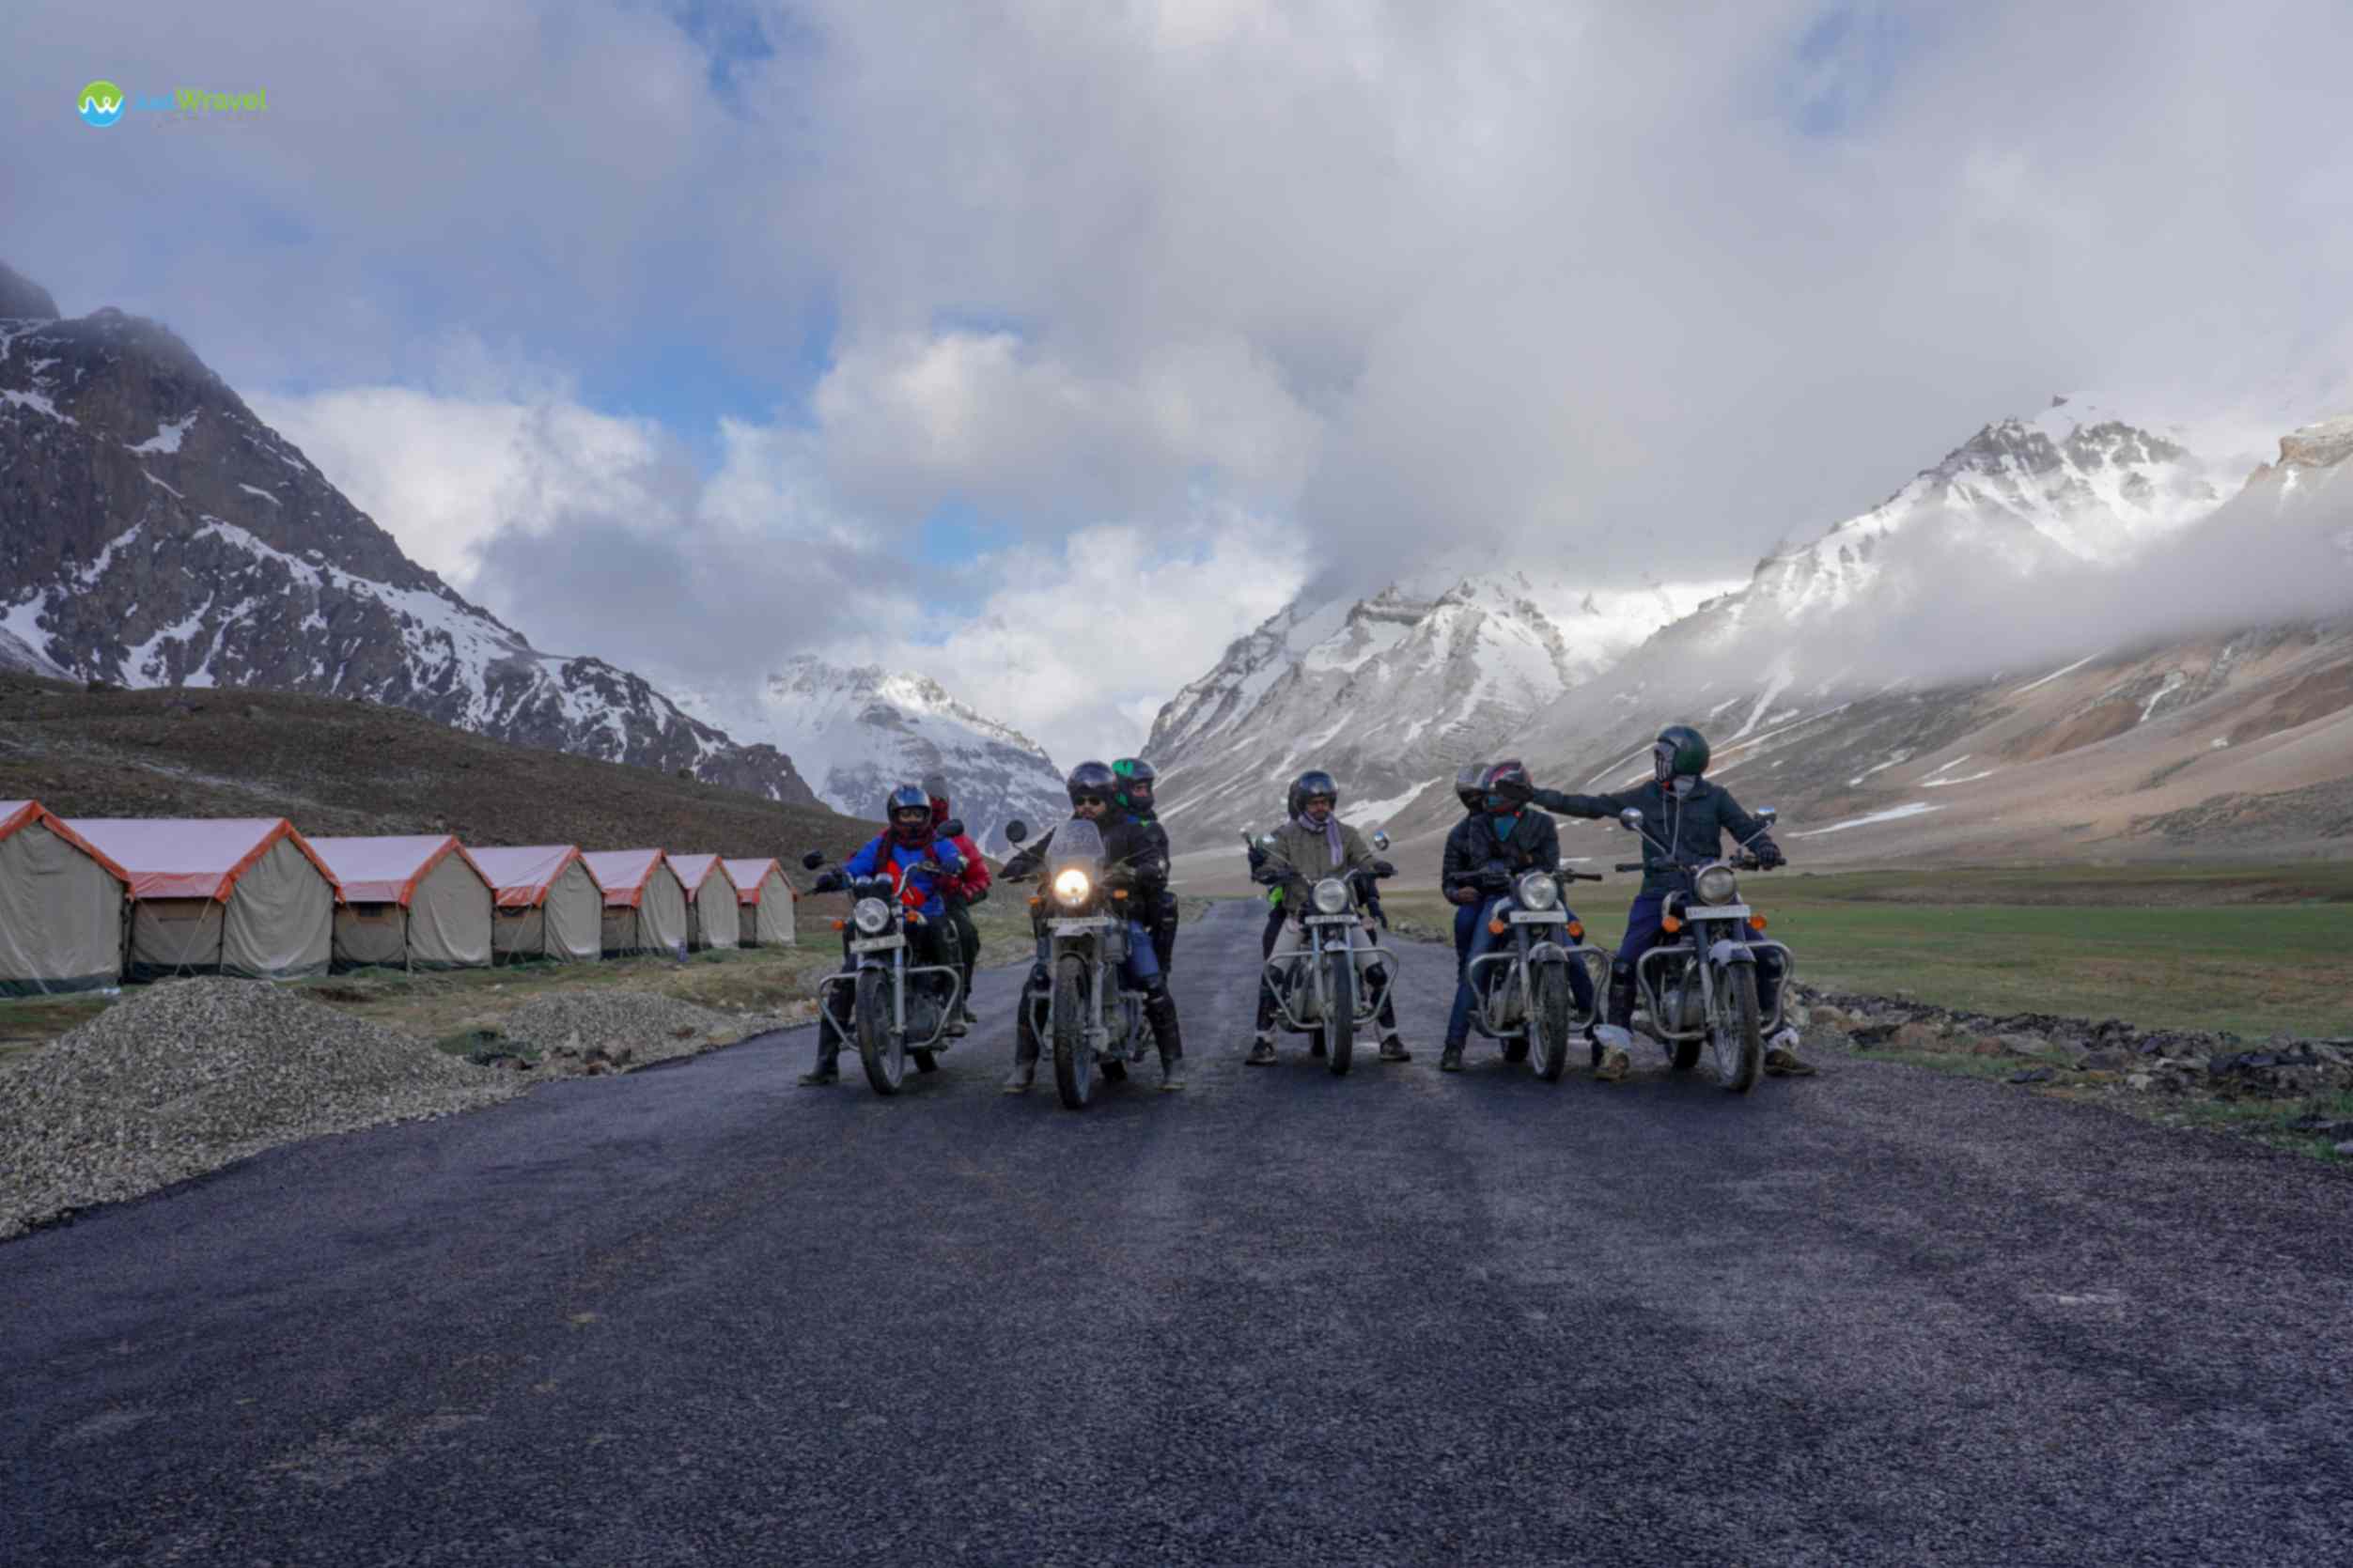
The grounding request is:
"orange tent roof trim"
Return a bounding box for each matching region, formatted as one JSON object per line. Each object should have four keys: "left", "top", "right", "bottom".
{"left": 581, "top": 848, "right": 669, "bottom": 909}
{"left": 468, "top": 845, "right": 596, "bottom": 910}
{"left": 665, "top": 853, "right": 738, "bottom": 895}
{"left": 723, "top": 856, "right": 789, "bottom": 905}
{"left": 0, "top": 800, "right": 132, "bottom": 887}
{"left": 62, "top": 816, "right": 338, "bottom": 902}
{"left": 306, "top": 834, "right": 491, "bottom": 906}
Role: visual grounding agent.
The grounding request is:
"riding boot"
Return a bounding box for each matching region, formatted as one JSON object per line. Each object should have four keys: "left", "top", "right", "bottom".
{"left": 1145, "top": 984, "right": 1187, "bottom": 1091}
{"left": 1367, "top": 967, "right": 1410, "bottom": 1061}
{"left": 1607, "top": 970, "right": 1639, "bottom": 1032}
{"left": 801, "top": 985, "right": 850, "bottom": 1084}
{"left": 1004, "top": 999, "right": 1040, "bottom": 1094}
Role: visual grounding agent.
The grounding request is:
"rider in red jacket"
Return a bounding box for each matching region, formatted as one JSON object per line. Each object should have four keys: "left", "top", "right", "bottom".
{"left": 926, "top": 775, "right": 989, "bottom": 1024}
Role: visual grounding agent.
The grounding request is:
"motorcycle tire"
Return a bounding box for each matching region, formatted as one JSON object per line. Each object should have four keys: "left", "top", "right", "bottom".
{"left": 1533, "top": 964, "right": 1572, "bottom": 1083}
{"left": 912, "top": 1050, "right": 940, "bottom": 1073}
{"left": 1716, "top": 966, "right": 1764, "bottom": 1094}
{"left": 1052, "top": 955, "right": 1095, "bottom": 1110}
{"left": 1324, "top": 948, "right": 1354, "bottom": 1077}
{"left": 855, "top": 968, "right": 906, "bottom": 1095}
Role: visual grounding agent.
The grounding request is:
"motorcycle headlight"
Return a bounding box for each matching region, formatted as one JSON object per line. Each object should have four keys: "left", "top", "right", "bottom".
{"left": 1696, "top": 864, "right": 1738, "bottom": 905}
{"left": 851, "top": 896, "right": 891, "bottom": 934}
{"left": 1052, "top": 869, "right": 1092, "bottom": 906}
{"left": 1519, "top": 873, "right": 1560, "bottom": 910}
{"left": 1312, "top": 877, "right": 1349, "bottom": 915}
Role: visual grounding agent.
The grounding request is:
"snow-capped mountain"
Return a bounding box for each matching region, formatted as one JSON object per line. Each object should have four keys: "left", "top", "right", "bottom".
{"left": 0, "top": 270, "right": 818, "bottom": 804}
{"left": 1143, "top": 559, "right": 1734, "bottom": 845}
{"left": 711, "top": 655, "right": 1067, "bottom": 853}
{"left": 1472, "top": 405, "right": 2353, "bottom": 864}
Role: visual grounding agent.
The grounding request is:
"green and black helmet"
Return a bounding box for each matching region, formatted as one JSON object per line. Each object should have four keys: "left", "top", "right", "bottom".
{"left": 1111, "top": 756, "right": 1158, "bottom": 814}
{"left": 1651, "top": 724, "right": 1711, "bottom": 784}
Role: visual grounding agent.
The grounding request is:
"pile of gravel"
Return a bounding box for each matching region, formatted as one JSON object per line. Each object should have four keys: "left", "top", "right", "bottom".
{"left": 0, "top": 978, "right": 523, "bottom": 1240}
{"left": 496, "top": 992, "right": 779, "bottom": 1074}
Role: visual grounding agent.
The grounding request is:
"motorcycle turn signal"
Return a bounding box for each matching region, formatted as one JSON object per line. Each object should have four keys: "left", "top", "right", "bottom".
{"left": 1661, "top": 915, "right": 1683, "bottom": 934}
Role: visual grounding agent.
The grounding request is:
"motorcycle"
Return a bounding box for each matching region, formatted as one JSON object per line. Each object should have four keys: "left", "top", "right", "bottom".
{"left": 1461, "top": 861, "right": 1610, "bottom": 1082}
{"left": 1262, "top": 833, "right": 1400, "bottom": 1077}
{"left": 802, "top": 834, "right": 968, "bottom": 1095}
{"left": 1002, "top": 817, "right": 1153, "bottom": 1110}
{"left": 1613, "top": 805, "right": 1796, "bottom": 1094}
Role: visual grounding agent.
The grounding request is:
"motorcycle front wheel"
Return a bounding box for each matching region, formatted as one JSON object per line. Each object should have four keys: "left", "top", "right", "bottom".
{"left": 1052, "top": 955, "right": 1095, "bottom": 1110}
{"left": 1533, "top": 964, "right": 1572, "bottom": 1082}
{"left": 1323, "top": 948, "right": 1354, "bottom": 1076}
{"left": 1715, "top": 966, "right": 1764, "bottom": 1094}
{"left": 855, "top": 968, "right": 906, "bottom": 1095}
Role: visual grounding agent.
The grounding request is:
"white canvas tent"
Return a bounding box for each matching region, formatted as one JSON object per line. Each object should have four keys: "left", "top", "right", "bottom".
{"left": 582, "top": 849, "right": 689, "bottom": 956}
{"left": 724, "top": 857, "right": 796, "bottom": 947}
{"left": 307, "top": 835, "right": 495, "bottom": 971}
{"left": 0, "top": 800, "right": 130, "bottom": 996}
{"left": 668, "top": 854, "right": 742, "bottom": 950}
{"left": 65, "top": 816, "right": 337, "bottom": 981}
{"left": 471, "top": 845, "right": 603, "bottom": 964}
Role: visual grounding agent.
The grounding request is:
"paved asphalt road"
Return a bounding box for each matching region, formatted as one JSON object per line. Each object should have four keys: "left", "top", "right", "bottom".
{"left": 7, "top": 900, "right": 2353, "bottom": 1565}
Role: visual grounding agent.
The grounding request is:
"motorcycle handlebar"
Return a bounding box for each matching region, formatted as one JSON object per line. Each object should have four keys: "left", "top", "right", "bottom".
{"left": 1614, "top": 862, "right": 1645, "bottom": 873}
{"left": 1563, "top": 870, "right": 1605, "bottom": 882}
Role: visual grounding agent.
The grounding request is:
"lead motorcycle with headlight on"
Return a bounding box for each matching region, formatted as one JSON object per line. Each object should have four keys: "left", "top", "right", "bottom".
{"left": 1612, "top": 804, "right": 1795, "bottom": 1093}
{"left": 1263, "top": 832, "right": 1400, "bottom": 1076}
{"left": 1001, "top": 817, "right": 1155, "bottom": 1110}
{"left": 802, "top": 841, "right": 966, "bottom": 1095}
{"left": 1461, "top": 862, "right": 1610, "bottom": 1081}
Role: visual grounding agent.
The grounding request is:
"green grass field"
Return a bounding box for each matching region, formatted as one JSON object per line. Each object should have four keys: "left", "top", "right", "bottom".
{"left": 1380, "top": 862, "right": 2353, "bottom": 1039}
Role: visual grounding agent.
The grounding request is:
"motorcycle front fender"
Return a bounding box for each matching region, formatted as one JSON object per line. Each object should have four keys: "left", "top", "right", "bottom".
{"left": 1707, "top": 937, "right": 1755, "bottom": 968}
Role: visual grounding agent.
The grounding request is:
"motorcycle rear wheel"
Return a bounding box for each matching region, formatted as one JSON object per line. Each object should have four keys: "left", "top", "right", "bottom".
{"left": 1324, "top": 948, "right": 1354, "bottom": 1076}
{"left": 1715, "top": 967, "right": 1764, "bottom": 1094}
{"left": 855, "top": 968, "right": 906, "bottom": 1095}
{"left": 1052, "top": 955, "right": 1095, "bottom": 1110}
{"left": 1533, "top": 964, "right": 1572, "bottom": 1082}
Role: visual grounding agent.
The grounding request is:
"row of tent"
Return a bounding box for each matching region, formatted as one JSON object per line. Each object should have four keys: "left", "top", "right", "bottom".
{"left": 0, "top": 801, "right": 800, "bottom": 997}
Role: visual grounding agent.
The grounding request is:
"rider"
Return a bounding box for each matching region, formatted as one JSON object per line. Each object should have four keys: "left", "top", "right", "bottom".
{"left": 1514, "top": 724, "right": 1812, "bottom": 1079}
{"left": 1436, "top": 759, "right": 1597, "bottom": 1074}
{"left": 1111, "top": 757, "right": 1179, "bottom": 975}
{"left": 1249, "top": 769, "right": 1409, "bottom": 1065}
{"left": 799, "top": 784, "right": 967, "bottom": 1086}
{"left": 999, "top": 760, "right": 1187, "bottom": 1094}
{"left": 1445, "top": 761, "right": 1489, "bottom": 979}
{"left": 922, "top": 773, "right": 990, "bottom": 1030}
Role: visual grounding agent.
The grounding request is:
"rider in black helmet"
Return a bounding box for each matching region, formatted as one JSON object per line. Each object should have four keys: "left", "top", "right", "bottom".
{"left": 1248, "top": 769, "right": 1409, "bottom": 1065}
{"left": 999, "top": 760, "right": 1188, "bottom": 1093}
{"left": 1514, "top": 725, "right": 1808, "bottom": 1079}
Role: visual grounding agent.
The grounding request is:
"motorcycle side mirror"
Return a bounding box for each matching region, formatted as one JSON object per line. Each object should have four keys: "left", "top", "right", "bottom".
{"left": 1618, "top": 807, "right": 1645, "bottom": 831}
{"left": 801, "top": 850, "right": 827, "bottom": 870}
{"left": 1371, "top": 830, "right": 1391, "bottom": 851}
{"left": 1005, "top": 819, "right": 1028, "bottom": 845}
{"left": 938, "top": 818, "right": 965, "bottom": 839}
{"left": 1754, "top": 806, "right": 1778, "bottom": 826}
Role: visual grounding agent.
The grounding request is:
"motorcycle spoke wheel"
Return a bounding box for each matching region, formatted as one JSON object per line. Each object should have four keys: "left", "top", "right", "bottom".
{"left": 1052, "top": 955, "right": 1094, "bottom": 1109}
{"left": 1324, "top": 948, "right": 1354, "bottom": 1076}
{"left": 1716, "top": 968, "right": 1763, "bottom": 1094}
{"left": 1534, "top": 965, "right": 1571, "bottom": 1082}
{"left": 855, "top": 969, "right": 906, "bottom": 1095}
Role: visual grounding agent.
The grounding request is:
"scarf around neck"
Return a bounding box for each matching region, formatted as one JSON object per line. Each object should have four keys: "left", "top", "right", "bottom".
{"left": 1297, "top": 812, "right": 1342, "bottom": 864}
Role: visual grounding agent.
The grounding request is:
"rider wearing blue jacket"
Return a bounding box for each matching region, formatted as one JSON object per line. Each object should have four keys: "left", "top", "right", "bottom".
{"left": 799, "top": 784, "right": 966, "bottom": 1086}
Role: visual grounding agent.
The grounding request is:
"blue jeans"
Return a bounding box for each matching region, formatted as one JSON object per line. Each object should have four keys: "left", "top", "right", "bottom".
{"left": 1453, "top": 903, "right": 1481, "bottom": 978}
{"left": 1445, "top": 897, "right": 1595, "bottom": 1047}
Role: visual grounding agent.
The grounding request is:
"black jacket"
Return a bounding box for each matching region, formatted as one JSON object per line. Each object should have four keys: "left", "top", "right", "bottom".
{"left": 1441, "top": 811, "right": 1563, "bottom": 903}
{"left": 1529, "top": 779, "right": 1776, "bottom": 894}
{"left": 1004, "top": 815, "right": 1170, "bottom": 894}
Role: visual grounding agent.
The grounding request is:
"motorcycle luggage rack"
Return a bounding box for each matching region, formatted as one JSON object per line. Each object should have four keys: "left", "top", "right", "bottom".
{"left": 1264, "top": 941, "right": 1399, "bottom": 1033}
{"left": 1465, "top": 942, "right": 1608, "bottom": 1039}
{"left": 817, "top": 962, "right": 966, "bottom": 1054}
{"left": 1633, "top": 940, "right": 1794, "bottom": 1042}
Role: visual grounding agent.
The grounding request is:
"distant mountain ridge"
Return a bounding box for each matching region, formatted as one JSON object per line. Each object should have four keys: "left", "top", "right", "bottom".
{"left": 0, "top": 270, "right": 819, "bottom": 804}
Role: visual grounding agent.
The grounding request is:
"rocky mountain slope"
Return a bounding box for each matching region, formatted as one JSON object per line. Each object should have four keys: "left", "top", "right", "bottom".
{"left": 0, "top": 269, "right": 818, "bottom": 805}
{"left": 702, "top": 656, "right": 1067, "bottom": 853}
{"left": 1472, "top": 410, "right": 2353, "bottom": 866}
{"left": 1143, "top": 561, "right": 1732, "bottom": 844}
